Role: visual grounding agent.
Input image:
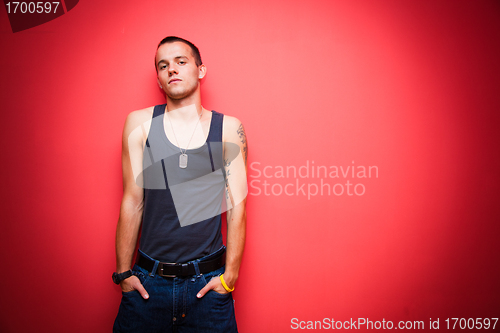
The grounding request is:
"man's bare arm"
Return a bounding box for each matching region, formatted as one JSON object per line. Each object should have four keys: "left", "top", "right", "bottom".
{"left": 115, "top": 109, "right": 152, "bottom": 299}
{"left": 197, "top": 116, "right": 248, "bottom": 297}
{"left": 223, "top": 119, "right": 248, "bottom": 289}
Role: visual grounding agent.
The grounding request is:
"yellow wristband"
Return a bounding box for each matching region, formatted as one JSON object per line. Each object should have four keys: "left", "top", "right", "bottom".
{"left": 219, "top": 274, "right": 235, "bottom": 292}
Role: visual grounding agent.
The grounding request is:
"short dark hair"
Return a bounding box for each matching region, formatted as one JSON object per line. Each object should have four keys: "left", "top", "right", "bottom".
{"left": 155, "top": 36, "right": 203, "bottom": 71}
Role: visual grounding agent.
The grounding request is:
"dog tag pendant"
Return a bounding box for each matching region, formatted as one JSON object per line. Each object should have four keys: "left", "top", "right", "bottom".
{"left": 179, "top": 153, "right": 188, "bottom": 168}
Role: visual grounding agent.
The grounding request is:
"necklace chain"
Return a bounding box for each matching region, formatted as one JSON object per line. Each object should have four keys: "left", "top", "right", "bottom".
{"left": 166, "top": 109, "right": 203, "bottom": 155}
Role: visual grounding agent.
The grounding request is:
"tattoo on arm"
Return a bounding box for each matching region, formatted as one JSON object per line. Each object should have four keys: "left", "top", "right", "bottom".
{"left": 224, "top": 158, "right": 231, "bottom": 200}
{"left": 237, "top": 124, "right": 246, "bottom": 144}
{"left": 225, "top": 171, "right": 231, "bottom": 200}
{"left": 224, "top": 123, "right": 247, "bottom": 203}
{"left": 237, "top": 123, "right": 248, "bottom": 163}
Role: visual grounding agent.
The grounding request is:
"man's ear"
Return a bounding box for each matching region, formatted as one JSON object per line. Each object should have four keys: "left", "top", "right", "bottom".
{"left": 157, "top": 78, "right": 162, "bottom": 89}
{"left": 198, "top": 64, "right": 207, "bottom": 79}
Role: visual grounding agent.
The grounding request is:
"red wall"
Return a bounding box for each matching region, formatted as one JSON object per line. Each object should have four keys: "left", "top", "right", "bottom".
{"left": 1, "top": 1, "right": 499, "bottom": 332}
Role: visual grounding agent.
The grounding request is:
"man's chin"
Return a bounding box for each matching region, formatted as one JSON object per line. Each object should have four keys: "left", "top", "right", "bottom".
{"left": 166, "top": 89, "right": 195, "bottom": 101}
{"left": 165, "top": 90, "right": 186, "bottom": 100}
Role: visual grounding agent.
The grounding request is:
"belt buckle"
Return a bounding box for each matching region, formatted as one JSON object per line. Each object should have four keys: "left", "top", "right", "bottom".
{"left": 159, "top": 262, "right": 177, "bottom": 278}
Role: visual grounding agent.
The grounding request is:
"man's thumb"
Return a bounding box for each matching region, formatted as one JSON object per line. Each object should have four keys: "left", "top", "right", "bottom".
{"left": 197, "top": 284, "right": 210, "bottom": 298}
{"left": 135, "top": 282, "right": 149, "bottom": 299}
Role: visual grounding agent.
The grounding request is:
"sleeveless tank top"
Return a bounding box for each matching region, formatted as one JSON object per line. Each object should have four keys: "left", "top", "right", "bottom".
{"left": 139, "top": 104, "right": 225, "bottom": 263}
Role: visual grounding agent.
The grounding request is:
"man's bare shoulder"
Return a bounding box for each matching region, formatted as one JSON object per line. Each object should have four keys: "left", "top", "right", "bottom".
{"left": 122, "top": 106, "right": 156, "bottom": 149}
{"left": 125, "top": 106, "right": 154, "bottom": 125}
{"left": 123, "top": 106, "right": 154, "bottom": 134}
{"left": 223, "top": 115, "right": 241, "bottom": 127}
{"left": 222, "top": 115, "right": 245, "bottom": 138}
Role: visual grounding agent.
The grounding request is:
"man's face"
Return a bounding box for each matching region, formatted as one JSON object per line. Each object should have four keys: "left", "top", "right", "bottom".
{"left": 156, "top": 41, "right": 204, "bottom": 100}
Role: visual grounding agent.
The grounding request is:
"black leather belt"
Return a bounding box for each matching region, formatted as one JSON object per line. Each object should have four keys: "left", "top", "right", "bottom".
{"left": 136, "top": 248, "right": 226, "bottom": 278}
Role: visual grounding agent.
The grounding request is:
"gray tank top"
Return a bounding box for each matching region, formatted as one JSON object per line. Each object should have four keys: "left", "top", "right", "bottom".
{"left": 139, "top": 104, "right": 225, "bottom": 263}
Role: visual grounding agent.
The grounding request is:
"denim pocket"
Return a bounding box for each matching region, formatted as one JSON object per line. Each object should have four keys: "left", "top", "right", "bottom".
{"left": 132, "top": 264, "right": 151, "bottom": 288}
{"left": 121, "top": 264, "right": 151, "bottom": 295}
{"left": 201, "top": 267, "right": 231, "bottom": 297}
{"left": 121, "top": 289, "right": 138, "bottom": 296}
{"left": 209, "top": 288, "right": 232, "bottom": 297}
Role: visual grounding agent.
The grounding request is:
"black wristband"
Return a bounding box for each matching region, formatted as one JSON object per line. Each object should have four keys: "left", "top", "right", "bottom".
{"left": 112, "top": 270, "right": 133, "bottom": 284}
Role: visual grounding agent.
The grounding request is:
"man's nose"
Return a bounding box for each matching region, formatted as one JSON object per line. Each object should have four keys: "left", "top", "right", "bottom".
{"left": 168, "top": 64, "right": 178, "bottom": 75}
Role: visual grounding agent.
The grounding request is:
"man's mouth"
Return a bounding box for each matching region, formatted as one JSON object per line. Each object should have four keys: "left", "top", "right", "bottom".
{"left": 169, "top": 78, "right": 181, "bottom": 84}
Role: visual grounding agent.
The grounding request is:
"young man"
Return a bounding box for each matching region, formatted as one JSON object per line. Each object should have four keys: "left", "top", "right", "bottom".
{"left": 112, "top": 36, "right": 247, "bottom": 332}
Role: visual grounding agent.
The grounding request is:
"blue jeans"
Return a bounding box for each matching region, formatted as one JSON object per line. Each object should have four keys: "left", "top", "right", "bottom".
{"left": 113, "top": 250, "right": 238, "bottom": 333}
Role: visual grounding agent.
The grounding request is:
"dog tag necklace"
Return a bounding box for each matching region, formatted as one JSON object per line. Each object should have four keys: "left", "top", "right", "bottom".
{"left": 166, "top": 110, "right": 203, "bottom": 169}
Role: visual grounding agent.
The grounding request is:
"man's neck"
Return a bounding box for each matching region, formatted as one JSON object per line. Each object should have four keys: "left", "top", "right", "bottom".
{"left": 165, "top": 103, "right": 204, "bottom": 123}
{"left": 165, "top": 95, "right": 204, "bottom": 122}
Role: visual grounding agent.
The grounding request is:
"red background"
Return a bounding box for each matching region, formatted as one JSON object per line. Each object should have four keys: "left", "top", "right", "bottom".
{"left": 1, "top": 1, "right": 499, "bottom": 332}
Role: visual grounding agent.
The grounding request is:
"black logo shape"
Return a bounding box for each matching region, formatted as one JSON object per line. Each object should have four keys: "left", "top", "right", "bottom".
{"left": 3, "top": 0, "right": 79, "bottom": 33}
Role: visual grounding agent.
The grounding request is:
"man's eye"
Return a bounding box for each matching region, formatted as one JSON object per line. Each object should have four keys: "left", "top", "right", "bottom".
{"left": 179, "top": 61, "right": 186, "bottom": 65}
{"left": 160, "top": 65, "right": 166, "bottom": 69}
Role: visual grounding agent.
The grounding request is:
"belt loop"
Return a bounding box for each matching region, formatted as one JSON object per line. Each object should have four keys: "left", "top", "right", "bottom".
{"left": 151, "top": 259, "right": 160, "bottom": 277}
{"left": 193, "top": 260, "right": 201, "bottom": 276}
